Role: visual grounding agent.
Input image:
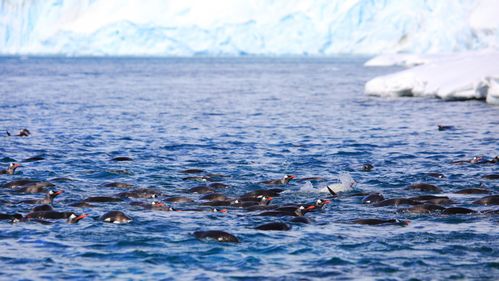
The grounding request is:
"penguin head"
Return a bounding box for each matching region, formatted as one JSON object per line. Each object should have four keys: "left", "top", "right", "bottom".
{"left": 67, "top": 213, "right": 88, "bottom": 224}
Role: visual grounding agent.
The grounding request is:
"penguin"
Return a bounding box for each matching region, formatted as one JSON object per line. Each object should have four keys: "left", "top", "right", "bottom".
{"left": 193, "top": 230, "right": 239, "bottom": 243}
{"left": 260, "top": 175, "right": 296, "bottom": 185}
{"left": 0, "top": 163, "right": 22, "bottom": 175}
{"left": 255, "top": 222, "right": 291, "bottom": 231}
{"left": 100, "top": 211, "right": 132, "bottom": 224}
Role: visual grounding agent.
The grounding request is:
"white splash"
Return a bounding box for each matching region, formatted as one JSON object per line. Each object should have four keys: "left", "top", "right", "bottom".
{"left": 320, "top": 173, "right": 357, "bottom": 194}
{"left": 298, "top": 173, "right": 357, "bottom": 194}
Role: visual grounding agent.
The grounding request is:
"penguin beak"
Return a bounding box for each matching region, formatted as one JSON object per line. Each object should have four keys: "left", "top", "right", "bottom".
{"left": 305, "top": 205, "right": 316, "bottom": 211}
{"left": 54, "top": 190, "right": 64, "bottom": 196}
{"left": 267, "top": 197, "right": 273, "bottom": 201}
{"left": 323, "top": 199, "right": 331, "bottom": 204}
{"left": 76, "top": 214, "right": 89, "bottom": 221}
{"left": 289, "top": 175, "right": 296, "bottom": 179}
{"left": 219, "top": 209, "right": 228, "bottom": 213}
{"left": 14, "top": 163, "right": 22, "bottom": 168}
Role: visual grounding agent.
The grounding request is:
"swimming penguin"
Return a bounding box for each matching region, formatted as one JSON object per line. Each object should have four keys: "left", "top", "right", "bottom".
{"left": 240, "top": 189, "right": 284, "bottom": 199}
{"left": 49, "top": 177, "right": 75, "bottom": 182}
{"left": 258, "top": 205, "right": 315, "bottom": 217}
{"left": 451, "top": 156, "right": 488, "bottom": 165}
{"left": 180, "top": 169, "right": 205, "bottom": 174}
{"left": 454, "top": 188, "right": 490, "bottom": 195}
{"left": 165, "top": 197, "right": 194, "bottom": 203}
{"left": 280, "top": 199, "right": 330, "bottom": 212}
{"left": 374, "top": 198, "right": 420, "bottom": 207}
{"left": 201, "top": 193, "right": 229, "bottom": 201}
{"left": 408, "top": 195, "right": 454, "bottom": 205}
{"left": 437, "top": 125, "right": 454, "bottom": 131}
{"left": 482, "top": 174, "right": 499, "bottom": 180}
{"left": 441, "top": 207, "right": 477, "bottom": 215}
{"left": 0, "top": 163, "right": 21, "bottom": 175}
{"left": 118, "top": 188, "right": 160, "bottom": 199}
{"left": 182, "top": 176, "right": 210, "bottom": 182}
{"left": 202, "top": 199, "right": 240, "bottom": 207}
{"left": 290, "top": 217, "right": 311, "bottom": 224}
{"left": 69, "top": 202, "right": 94, "bottom": 208}
{"left": 233, "top": 196, "right": 273, "bottom": 208}
{"left": 312, "top": 198, "right": 331, "bottom": 209}
{"left": 208, "top": 183, "right": 229, "bottom": 189}
{"left": 361, "top": 163, "right": 374, "bottom": 172}
{"left": 180, "top": 207, "right": 228, "bottom": 213}
{"left": 2, "top": 179, "right": 36, "bottom": 188}
{"left": 67, "top": 213, "right": 89, "bottom": 224}
{"left": 130, "top": 201, "right": 175, "bottom": 211}
{"left": 15, "top": 181, "right": 55, "bottom": 193}
{"left": 362, "top": 193, "right": 385, "bottom": 204}
{"left": 473, "top": 195, "right": 499, "bottom": 206}
{"left": 84, "top": 196, "right": 123, "bottom": 203}
{"left": 187, "top": 186, "right": 215, "bottom": 194}
{"left": 193, "top": 230, "right": 239, "bottom": 243}
{"left": 352, "top": 219, "right": 409, "bottom": 226}
{"left": 244, "top": 204, "right": 277, "bottom": 212}
{"left": 100, "top": 211, "right": 132, "bottom": 224}
{"left": 260, "top": 175, "right": 296, "bottom": 185}
{"left": 23, "top": 156, "right": 45, "bottom": 162}
{"left": 407, "top": 183, "right": 442, "bottom": 192}
{"left": 111, "top": 156, "right": 133, "bottom": 161}
{"left": 0, "top": 213, "right": 23, "bottom": 221}
{"left": 104, "top": 182, "right": 135, "bottom": 188}
{"left": 255, "top": 222, "right": 291, "bottom": 231}
{"left": 20, "top": 190, "right": 63, "bottom": 205}
{"left": 427, "top": 172, "right": 445, "bottom": 179}
{"left": 7, "top": 129, "right": 31, "bottom": 137}
{"left": 32, "top": 204, "right": 54, "bottom": 212}
{"left": 398, "top": 204, "right": 445, "bottom": 214}
{"left": 26, "top": 211, "right": 75, "bottom": 220}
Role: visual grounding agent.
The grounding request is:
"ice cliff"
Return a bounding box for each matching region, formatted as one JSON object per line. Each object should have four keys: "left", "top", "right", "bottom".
{"left": 1, "top": 0, "right": 498, "bottom": 56}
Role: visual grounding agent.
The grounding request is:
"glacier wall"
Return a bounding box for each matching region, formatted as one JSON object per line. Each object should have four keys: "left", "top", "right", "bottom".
{"left": 1, "top": 0, "right": 498, "bottom": 56}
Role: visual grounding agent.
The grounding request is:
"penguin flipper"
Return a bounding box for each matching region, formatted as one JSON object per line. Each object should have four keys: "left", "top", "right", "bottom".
{"left": 327, "top": 186, "right": 338, "bottom": 198}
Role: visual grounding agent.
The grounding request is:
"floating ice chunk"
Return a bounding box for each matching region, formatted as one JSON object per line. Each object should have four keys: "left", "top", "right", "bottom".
{"left": 365, "top": 51, "right": 499, "bottom": 105}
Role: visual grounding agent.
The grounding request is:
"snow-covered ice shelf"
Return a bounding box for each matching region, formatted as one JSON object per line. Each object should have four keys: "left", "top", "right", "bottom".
{"left": 364, "top": 51, "right": 499, "bottom": 105}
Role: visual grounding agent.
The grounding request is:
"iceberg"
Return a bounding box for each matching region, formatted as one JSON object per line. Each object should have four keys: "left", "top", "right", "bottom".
{"left": 364, "top": 51, "right": 499, "bottom": 105}
{"left": 0, "top": 0, "right": 498, "bottom": 56}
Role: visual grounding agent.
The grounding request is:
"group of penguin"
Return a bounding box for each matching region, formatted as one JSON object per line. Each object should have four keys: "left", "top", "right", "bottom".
{"left": 1, "top": 128, "right": 498, "bottom": 243}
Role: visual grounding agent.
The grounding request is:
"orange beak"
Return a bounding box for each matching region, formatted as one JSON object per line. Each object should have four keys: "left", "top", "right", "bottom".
{"left": 76, "top": 214, "right": 89, "bottom": 221}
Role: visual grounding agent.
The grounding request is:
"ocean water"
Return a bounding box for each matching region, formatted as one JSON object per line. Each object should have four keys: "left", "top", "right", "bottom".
{"left": 0, "top": 57, "right": 498, "bottom": 280}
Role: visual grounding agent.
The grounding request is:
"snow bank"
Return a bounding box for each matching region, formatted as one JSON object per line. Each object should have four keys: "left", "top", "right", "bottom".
{"left": 364, "top": 52, "right": 499, "bottom": 105}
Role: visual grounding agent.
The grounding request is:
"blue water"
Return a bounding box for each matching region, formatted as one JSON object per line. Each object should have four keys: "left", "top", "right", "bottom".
{"left": 0, "top": 57, "right": 498, "bottom": 280}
